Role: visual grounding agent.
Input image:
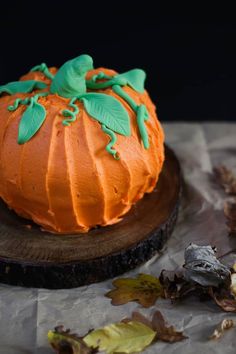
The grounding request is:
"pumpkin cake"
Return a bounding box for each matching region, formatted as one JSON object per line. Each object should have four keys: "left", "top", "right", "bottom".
{"left": 0, "top": 55, "right": 165, "bottom": 234}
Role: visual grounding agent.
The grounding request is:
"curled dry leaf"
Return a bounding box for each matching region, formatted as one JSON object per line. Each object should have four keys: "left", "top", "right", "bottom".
{"left": 124, "top": 311, "right": 187, "bottom": 343}
{"left": 48, "top": 326, "right": 94, "bottom": 354}
{"left": 83, "top": 320, "right": 156, "bottom": 354}
{"left": 159, "top": 270, "right": 196, "bottom": 301}
{"left": 212, "top": 296, "right": 236, "bottom": 313}
{"left": 213, "top": 165, "right": 236, "bottom": 195}
{"left": 224, "top": 201, "right": 236, "bottom": 235}
{"left": 209, "top": 319, "right": 234, "bottom": 340}
{"left": 184, "top": 244, "right": 231, "bottom": 287}
{"left": 209, "top": 287, "right": 236, "bottom": 313}
{"left": 105, "top": 273, "right": 164, "bottom": 308}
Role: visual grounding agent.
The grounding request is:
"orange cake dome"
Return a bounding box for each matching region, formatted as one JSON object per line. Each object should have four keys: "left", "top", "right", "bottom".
{"left": 0, "top": 55, "right": 165, "bottom": 234}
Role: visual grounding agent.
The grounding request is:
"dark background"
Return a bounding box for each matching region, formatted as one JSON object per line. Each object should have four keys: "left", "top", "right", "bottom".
{"left": 0, "top": 2, "right": 235, "bottom": 122}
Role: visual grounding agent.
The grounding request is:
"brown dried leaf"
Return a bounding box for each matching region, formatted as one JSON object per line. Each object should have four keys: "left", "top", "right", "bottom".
{"left": 213, "top": 297, "right": 236, "bottom": 312}
{"left": 124, "top": 311, "right": 187, "bottom": 343}
{"left": 122, "top": 311, "right": 153, "bottom": 329}
{"left": 48, "top": 326, "right": 94, "bottom": 354}
{"left": 151, "top": 310, "right": 188, "bottom": 343}
{"left": 106, "top": 273, "right": 164, "bottom": 308}
{"left": 209, "top": 287, "right": 236, "bottom": 312}
{"left": 214, "top": 165, "right": 236, "bottom": 195}
{"left": 224, "top": 201, "right": 236, "bottom": 235}
{"left": 209, "top": 319, "right": 234, "bottom": 340}
{"left": 160, "top": 270, "right": 197, "bottom": 301}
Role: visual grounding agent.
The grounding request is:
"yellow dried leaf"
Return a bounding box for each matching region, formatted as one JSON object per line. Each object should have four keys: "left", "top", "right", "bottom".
{"left": 106, "top": 273, "right": 164, "bottom": 307}
{"left": 84, "top": 321, "right": 156, "bottom": 354}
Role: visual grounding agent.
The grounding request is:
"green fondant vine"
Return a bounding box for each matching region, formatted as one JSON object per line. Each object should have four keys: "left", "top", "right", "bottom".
{"left": 101, "top": 124, "right": 119, "bottom": 160}
{"left": 31, "top": 63, "right": 55, "bottom": 80}
{"left": 62, "top": 97, "right": 79, "bottom": 126}
{"left": 0, "top": 55, "right": 150, "bottom": 158}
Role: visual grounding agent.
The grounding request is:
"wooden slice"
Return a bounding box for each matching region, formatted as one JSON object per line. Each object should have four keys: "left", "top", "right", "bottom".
{"left": 0, "top": 146, "right": 181, "bottom": 289}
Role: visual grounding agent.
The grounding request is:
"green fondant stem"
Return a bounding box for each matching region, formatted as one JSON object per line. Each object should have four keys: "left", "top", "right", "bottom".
{"left": 101, "top": 124, "right": 119, "bottom": 160}
{"left": 31, "top": 63, "right": 54, "bottom": 80}
{"left": 137, "top": 104, "right": 149, "bottom": 149}
{"left": 62, "top": 97, "right": 79, "bottom": 126}
{"left": 50, "top": 55, "right": 93, "bottom": 98}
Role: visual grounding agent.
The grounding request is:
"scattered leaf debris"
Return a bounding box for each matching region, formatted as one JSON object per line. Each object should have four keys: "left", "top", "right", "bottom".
{"left": 209, "top": 319, "right": 234, "bottom": 340}
{"left": 214, "top": 165, "right": 236, "bottom": 195}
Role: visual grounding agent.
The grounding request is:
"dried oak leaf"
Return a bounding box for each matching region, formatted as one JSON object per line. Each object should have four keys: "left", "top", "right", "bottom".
{"left": 83, "top": 320, "right": 156, "bottom": 354}
{"left": 124, "top": 311, "right": 187, "bottom": 343}
{"left": 151, "top": 310, "right": 188, "bottom": 342}
{"left": 224, "top": 201, "right": 236, "bottom": 235}
{"left": 214, "top": 165, "right": 236, "bottom": 195}
{"left": 209, "top": 319, "right": 234, "bottom": 340}
{"left": 48, "top": 326, "right": 94, "bottom": 354}
{"left": 105, "top": 273, "right": 164, "bottom": 308}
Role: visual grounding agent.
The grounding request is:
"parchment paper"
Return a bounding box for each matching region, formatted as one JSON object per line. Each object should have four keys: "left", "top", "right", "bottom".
{"left": 1, "top": 123, "right": 236, "bottom": 354}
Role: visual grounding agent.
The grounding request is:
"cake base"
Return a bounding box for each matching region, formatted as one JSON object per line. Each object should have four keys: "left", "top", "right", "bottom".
{"left": 0, "top": 146, "right": 181, "bottom": 289}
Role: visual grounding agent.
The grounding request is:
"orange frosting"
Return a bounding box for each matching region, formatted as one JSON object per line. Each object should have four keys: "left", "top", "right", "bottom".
{"left": 0, "top": 67, "right": 165, "bottom": 234}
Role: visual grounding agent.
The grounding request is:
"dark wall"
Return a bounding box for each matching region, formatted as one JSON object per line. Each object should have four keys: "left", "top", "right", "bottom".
{"left": 0, "top": 2, "right": 235, "bottom": 122}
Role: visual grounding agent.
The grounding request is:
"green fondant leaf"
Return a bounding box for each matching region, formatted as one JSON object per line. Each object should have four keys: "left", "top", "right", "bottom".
{"left": 0, "top": 80, "right": 47, "bottom": 96}
{"left": 115, "top": 69, "right": 146, "bottom": 93}
{"left": 80, "top": 93, "right": 131, "bottom": 136}
{"left": 18, "top": 100, "right": 46, "bottom": 144}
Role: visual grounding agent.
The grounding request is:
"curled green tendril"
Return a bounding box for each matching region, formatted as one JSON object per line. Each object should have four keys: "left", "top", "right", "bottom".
{"left": 86, "top": 76, "right": 127, "bottom": 90}
{"left": 30, "top": 63, "right": 54, "bottom": 80}
{"left": 91, "top": 72, "right": 113, "bottom": 82}
{"left": 101, "top": 124, "right": 119, "bottom": 160}
{"left": 33, "top": 91, "right": 49, "bottom": 100}
{"left": 137, "top": 105, "right": 149, "bottom": 149}
{"left": 8, "top": 98, "right": 30, "bottom": 111}
{"left": 62, "top": 97, "right": 79, "bottom": 126}
{"left": 8, "top": 92, "right": 49, "bottom": 112}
